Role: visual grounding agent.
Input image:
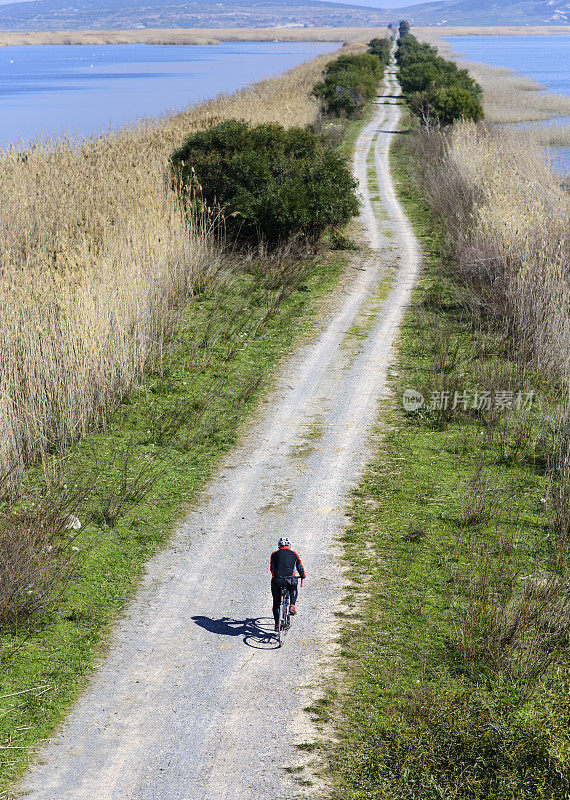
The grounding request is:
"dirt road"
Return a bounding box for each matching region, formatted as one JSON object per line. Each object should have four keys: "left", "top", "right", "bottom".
{"left": 18, "top": 66, "right": 420, "bottom": 800}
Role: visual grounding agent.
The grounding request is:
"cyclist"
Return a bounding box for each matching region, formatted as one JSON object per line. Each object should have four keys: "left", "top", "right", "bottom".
{"left": 270, "top": 537, "right": 305, "bottom": 632}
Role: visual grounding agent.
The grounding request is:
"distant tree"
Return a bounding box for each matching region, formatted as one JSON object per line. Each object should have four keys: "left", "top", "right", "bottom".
{"left": 367, "top": 37, "right": 391, "bottom": 65}
{"left": 398, "top": 19, "right": 410, "bottom": 38}
{"left": 314, "top": 53, "right": 384, "bottom": 117}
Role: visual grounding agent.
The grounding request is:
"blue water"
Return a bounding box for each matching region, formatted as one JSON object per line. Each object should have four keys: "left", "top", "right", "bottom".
{"left": 0, "top": 41, "right": 337, "bottom": 146}
{"left": 445, "top": 35, "right": 570, "bottom": 173}
{"left": 445, "top": 35, "right": 570, "bottom": 97}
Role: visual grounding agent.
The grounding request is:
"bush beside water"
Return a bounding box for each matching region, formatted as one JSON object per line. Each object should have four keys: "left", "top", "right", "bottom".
{"left": 171, "top": 119, "right": 359, "bottom": 249}
{"left": 171, "top": 39, "right": 392, "bottom": 251}
{"left": 313, "top": 48, "right": 388, "bottom": 118}
{"left": 396, "top": 33, "right": 483, "bottom": 128}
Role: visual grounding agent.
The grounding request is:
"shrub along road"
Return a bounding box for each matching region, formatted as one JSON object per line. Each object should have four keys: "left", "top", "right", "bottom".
{"left": 17, "top": 66, "right": 419, "bottom": 800}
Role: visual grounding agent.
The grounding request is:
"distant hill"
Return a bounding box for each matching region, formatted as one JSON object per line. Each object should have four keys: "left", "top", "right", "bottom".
{"left": 393, "top": 0, "right": 569, "bottom": 26}
{"left": 0, "top": 0, "right": 567, "bottom": 32}
{"left": 0, "top": 0, "right": 390, "bottom": 31}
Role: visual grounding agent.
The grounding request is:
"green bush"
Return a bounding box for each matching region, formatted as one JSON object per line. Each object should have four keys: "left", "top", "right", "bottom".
{"left": 396, "top": 34, "right": 483, "bottom": 127}
{"left": 399, "top": 57, "right": 482, "bottom": 99}
{"left": 314, "top": 53, "right": 384, "bottom": 118}
{"left": 170, "top": 119, "right": 359, "bottom": 249}
{"left": 367, "top": 37, "right": 391, "bottom": 65}
{"left": 430, "top": 85, "right": 484, "bottom": 126}
{"left": 396, "top": 38, "right": 437, "bottom": 68}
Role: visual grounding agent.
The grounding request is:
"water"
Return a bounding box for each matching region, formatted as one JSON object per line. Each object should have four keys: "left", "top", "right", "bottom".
{"left": 445, "top": 35, "right": 570, "bottom": 97}
{"left": 0, "top": 41, "right": 337, "bottom": 147}
{"left": 445, "top": 35, "right": 570, "bottom": 173}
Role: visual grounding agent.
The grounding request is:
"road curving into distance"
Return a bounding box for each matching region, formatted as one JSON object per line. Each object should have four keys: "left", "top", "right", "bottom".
{"left": 18, "top": 62, "right": 420, "bottom": 800}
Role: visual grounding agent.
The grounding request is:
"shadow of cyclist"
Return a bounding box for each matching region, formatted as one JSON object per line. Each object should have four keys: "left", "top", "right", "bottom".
{"left": 191, "top": 616, "right": 277, "bottom": 650}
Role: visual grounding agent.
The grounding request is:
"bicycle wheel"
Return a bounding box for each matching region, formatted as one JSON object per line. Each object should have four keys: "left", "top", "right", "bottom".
{"left": 278, "top": 593, "right": 289, "bottom": 647}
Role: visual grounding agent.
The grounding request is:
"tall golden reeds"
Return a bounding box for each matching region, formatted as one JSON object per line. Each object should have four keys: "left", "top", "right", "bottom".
{"left": 410, "top": 122, "right": 570, "bottom": 390}
{"left": 0, "top": 48, "right": 343, "bottom": 489}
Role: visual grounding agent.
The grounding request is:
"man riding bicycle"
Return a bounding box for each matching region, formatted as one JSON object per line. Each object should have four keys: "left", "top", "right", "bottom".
{"left": 270, "top": 537, "right": 305, "bottom": 632}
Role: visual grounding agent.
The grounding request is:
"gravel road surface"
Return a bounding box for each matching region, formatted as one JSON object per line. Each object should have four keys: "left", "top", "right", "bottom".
{"left": 18, "top": 65, "right": 420, "bottom": 800}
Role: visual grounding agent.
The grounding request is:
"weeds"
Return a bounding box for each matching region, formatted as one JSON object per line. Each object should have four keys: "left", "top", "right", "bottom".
{"left": 547, "top": 413, "right": 570, "bottom": 571}
{"left": 0, "top": 492, "right": 85, "bottom": 629}
{"left": 91, "top": 442, "right": 160, "bottom": 528}
{"left": 407, "top": 121, "right": 570, "bottom": 398}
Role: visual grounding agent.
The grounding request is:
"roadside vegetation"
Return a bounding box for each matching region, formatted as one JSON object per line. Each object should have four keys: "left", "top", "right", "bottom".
{"left": 329, "top": 32, "right": 570, "bottom": 800}
{"left": 0, "top": 48, "right": 345, "bottom": 493}
{"left": 0, "top": 41, "right": 390, "bottom": 792}
{"left": 396, "top": 32, "right": 483, "bottom": 128}
{"left": 419, "top": 31, "right": 570, "bottom": 125}
{"left": 314, "top": 40, "right": 390, "bottom": 118}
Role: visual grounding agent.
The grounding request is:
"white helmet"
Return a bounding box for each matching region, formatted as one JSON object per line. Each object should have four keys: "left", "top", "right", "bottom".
{"left": 278, "top": 537, "right": 290, "bottom": 548}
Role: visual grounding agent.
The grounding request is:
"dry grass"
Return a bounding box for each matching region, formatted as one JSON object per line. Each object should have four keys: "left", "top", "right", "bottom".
{"left": 0, "top": 485, "right": 88, "bottom": 627}
{"left": 409, "top": 122, "right": 570, "bottom": 397}
{"left": 417, "top": 26, "right": 570, "bottom": 38}
{"left": 0, "top": 26, "right": 563, "bottom": 48}
{"left": 463, "top": 62, "right": 570, "bottom": 123}
{"left": 519, "top": 123, "right": 570, "bottom": 147}
{"left": 452, "top": 529, "right": 570, "bottom": 690}
{"left": 0, "top": 26, "right": 388, "bottom": 47}
{"left": 0, "top": 46, "right": 346, "bottom": 490}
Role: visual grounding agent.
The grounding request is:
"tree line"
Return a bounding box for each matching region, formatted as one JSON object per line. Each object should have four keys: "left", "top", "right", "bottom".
{"left": 313, "top": 38, "right": 391, "bottom": 119}
{"left": 396, "top": 29, "right": 483, "bottom": 129}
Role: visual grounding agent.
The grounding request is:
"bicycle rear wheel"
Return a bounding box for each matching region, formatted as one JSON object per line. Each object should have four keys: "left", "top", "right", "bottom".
{"left": 278, "top": 594, "right": 289, "bottom": 647}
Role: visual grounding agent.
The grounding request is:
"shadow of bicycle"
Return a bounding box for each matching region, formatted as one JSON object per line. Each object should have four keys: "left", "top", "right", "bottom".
{"left": 191, "top": 615, "right": 278, "bottom": 650}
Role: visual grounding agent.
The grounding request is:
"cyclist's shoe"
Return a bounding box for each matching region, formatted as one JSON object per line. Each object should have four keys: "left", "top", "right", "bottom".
{"left": 290, "top": 605, "right": 297, "bottom": 615}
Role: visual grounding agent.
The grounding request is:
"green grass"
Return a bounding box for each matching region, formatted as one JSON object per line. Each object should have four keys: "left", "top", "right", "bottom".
{"left": 328, "top": 120, "right": 570, "bottom": 798}
{"left": 335, "top": 101, "right": 376, "bottom": 164}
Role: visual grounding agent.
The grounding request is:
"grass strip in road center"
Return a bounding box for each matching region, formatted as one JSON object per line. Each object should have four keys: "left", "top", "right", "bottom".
{"left": 327, "top": 121, "right": 570, "bottom": 798}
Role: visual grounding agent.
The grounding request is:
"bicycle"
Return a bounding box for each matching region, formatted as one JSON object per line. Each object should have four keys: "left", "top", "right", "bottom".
{"left": 276, "top": 585, "right": 292, "bottom": 647}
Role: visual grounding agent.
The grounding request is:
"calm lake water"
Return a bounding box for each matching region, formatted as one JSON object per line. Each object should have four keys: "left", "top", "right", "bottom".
{"left": 0, "top": 41, "right": 337, "bottom": 147}
{"left": 445, "top": 35, "right": 570, "bottom": 172}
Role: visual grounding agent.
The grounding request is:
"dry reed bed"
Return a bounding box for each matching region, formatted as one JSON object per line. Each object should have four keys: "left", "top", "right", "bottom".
{"left": 417, "top": 26, "right": 570, "bottom": 37}
{"left": 0, "top": 47, "right": 343, "bottom": 489}
{"left": 0, "top": 26, "right": 564, "bottom": 49}
{"left": 463, "top": 61, "right": 570, "bottom": 123}
{"left": 415, "top": 122, "right": 570, "bottom": 389}
{"left": 513, "top": 122, "right": 570, "bottom": 147}
{"left": 0, "top": 27, "right": 387, "bottom": 47}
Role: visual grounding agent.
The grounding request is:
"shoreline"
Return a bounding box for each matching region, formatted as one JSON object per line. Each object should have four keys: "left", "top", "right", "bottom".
{"left": 0, "top": 25, "right": 569, "bottom": 47}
